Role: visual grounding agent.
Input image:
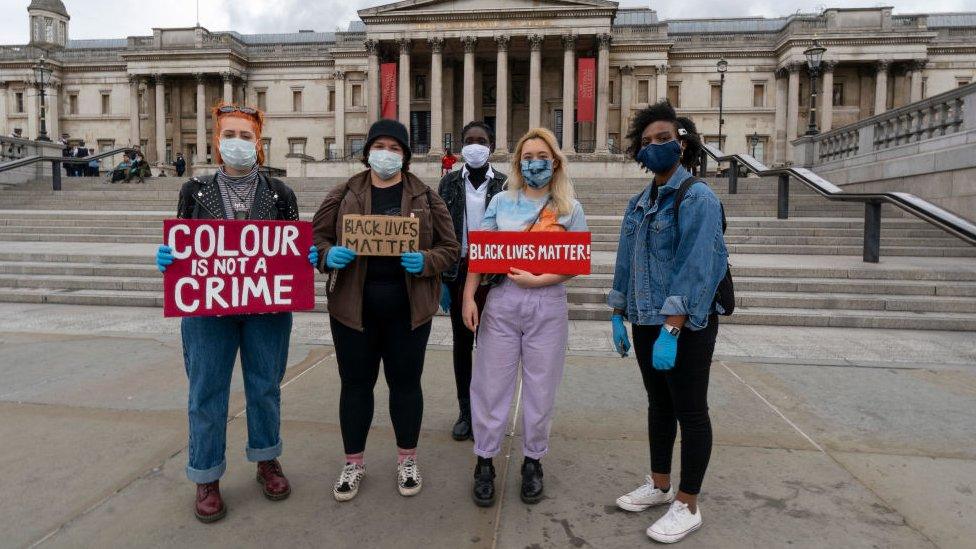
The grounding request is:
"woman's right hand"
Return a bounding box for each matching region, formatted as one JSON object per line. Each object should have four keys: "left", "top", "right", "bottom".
{"left": 155, "top": 245, "right": 174, "bottom": 273}
{"left": 461, "top": 296, "right": 479, "bottom": 332}
{"left": 326, "top": 246, "right": 357, "bottom": 270}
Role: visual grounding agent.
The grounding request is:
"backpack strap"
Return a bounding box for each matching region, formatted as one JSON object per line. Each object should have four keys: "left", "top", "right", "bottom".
{"left": 673, "top": 176, "right": 727, "bottom": 234}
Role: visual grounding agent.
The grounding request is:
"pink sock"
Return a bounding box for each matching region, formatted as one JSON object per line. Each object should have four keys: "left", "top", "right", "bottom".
{"left": 345, "top": 453, "right": 364, "bottom": 467}
{"left": 397, "top": 447, "right": 417, "bottom": 464}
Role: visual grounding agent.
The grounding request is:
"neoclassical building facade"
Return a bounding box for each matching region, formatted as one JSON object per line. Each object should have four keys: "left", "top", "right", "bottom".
{"left": 1, "top": 0, "right": 975, "bottom": 170}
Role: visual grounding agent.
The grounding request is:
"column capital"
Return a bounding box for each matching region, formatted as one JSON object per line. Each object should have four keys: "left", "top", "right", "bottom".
{"left": 597, "top": 33, "right": 612, "bottom": 50}
{"left": 333, "top": 69, "right": 346, "bottom": 81}
{"left": 462, "top": 36, "right": 477, "bottom": 53}
{"left": 152, "top": 73, "right": 165, "bottom": 85}
{"left": 427, "top": 36, "right": 444, "bottom": 54}
{"left": 221, "top": 71, "right": 233, "bottom": 83}
{"left": 194, "top": 72, "right": 206, "bottom": 84}
{"left": 875, "top": 59, "right": 891, "bottom": 73}
{"left": 620, "top": 64, "right": 634, "bottom": 75}
{"left": 127, "top": 74, "right": 141, "bottom": 85}
{"left": 528, "top": 34, "right": 544, "bottom": 51}
{"left": 656, "top": 64, "right": 669, "bottom": 76}
{"left": 910, "top": 59, "right": 928, "bottom": 72}
{"left": 823, "top": 60, "right": 837, "bottom": 73}
{"left": 561, "top": 34, "right": 575, "bottom": 50}
{"left": 495, "top": 35, "right": 510, "bottom": 51}
{"left": 364, "top": 39, "right": 378, "bottom": 55}
{"left": 787, "top": 61, "right": 803, "bottom": 73}
{"left": 0, "top": 81, "right": 8, "bottom": 90}
{"left": 396, "top": 38, "right": 411, "bottom": 54}
{"left": 775, "top": 66, "right": 789, "bottom": 79}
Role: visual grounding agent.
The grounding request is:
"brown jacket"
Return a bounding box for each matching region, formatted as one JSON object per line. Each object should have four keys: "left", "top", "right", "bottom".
{"left": 312, "top": 170, "right": 460, "bottom": 331}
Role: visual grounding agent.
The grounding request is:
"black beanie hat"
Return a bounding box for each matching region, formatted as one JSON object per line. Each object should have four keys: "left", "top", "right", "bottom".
{"left": 364, "top": 118, "right": 411, "bottom": 167}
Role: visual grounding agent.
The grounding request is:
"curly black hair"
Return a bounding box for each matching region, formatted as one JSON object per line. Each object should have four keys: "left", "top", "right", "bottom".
{"left": 460, "top": 121, "right": 496, "bottom": 150}
{"left": 625, "top": 100, "right": 702, "bottom": 170}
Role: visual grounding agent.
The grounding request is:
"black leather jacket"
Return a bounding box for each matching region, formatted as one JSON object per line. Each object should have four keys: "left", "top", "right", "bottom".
{"left": 436, "top": 165, "right": 507, "bottom": 282}
{"left": 176, "top": 172, "right": 300, "bottom": 221}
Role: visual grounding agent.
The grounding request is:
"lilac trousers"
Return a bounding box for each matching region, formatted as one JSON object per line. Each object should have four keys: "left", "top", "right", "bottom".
{"left": 471, "top": 279, "right": 569, "bottom": 460}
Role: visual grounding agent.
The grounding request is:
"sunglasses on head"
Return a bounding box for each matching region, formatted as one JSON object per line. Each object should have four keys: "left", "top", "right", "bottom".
{"left": 217, "top": 105, "right": 258, "bottom": 116}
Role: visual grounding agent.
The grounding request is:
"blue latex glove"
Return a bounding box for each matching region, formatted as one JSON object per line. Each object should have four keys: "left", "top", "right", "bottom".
{"left": 401, "top": 252, "right": 425, "bottom": 274}
{"left": 440, "top": 283, "right": 451, "bottom": 313}
{"left": 156, "top": 245, "right": 174, "bottom": 273}
{"left": 652, "top": 329, "right": 679, "bottom": 371}
{"left": 308, "top": 245, "right": 319, "bottom": 268}
{"left": 326, "top": 246, "right": 357, "bottom": 269}
{"left": 611, "top": 315, "right": 631, "bottom": 357}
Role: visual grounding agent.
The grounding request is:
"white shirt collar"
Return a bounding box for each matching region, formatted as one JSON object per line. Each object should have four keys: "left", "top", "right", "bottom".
{"left": 461, "top": 164, "right": 494, "bottom": 185}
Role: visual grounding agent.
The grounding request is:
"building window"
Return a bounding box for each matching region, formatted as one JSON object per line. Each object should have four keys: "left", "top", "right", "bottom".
{"left": 637, "top": 80, "right": 649, "bottom": 104}
{"left": 958, "top": 78, "right": 972, "bottom": 87}
{"left": 921, "top": 77, "right": 928, "bottom": 99}
{"left": 414, "top": 74, "right": 427, "bottom": 100}
{"left": 139, "top": 91, "right": 146, "bottom": 115}
{"left": 832, "top": 83, "right": 845, "bottom": 107}
{"left": 749, "top": 136, "right": 768, "bottom": 163}
{"left": 101, "top": 93, "right": 111, "bottom": 115}
{"left": 704, "top": 135, "right": 725, "bottom": 151}
{"left": 667, "top": 84, "right": 680, "bottom": 108}
{"left": 256, "top": 90, "right": 267, "bottom": 111}
{"left": 261, "top": 138, "right": 271, "bottom": 162}
{"left": 710, "top": 84, "right": 721, "bottom": 108}
{"left": 164, "top": 92, "right": 171, "bottom": 116}
{"left": 350, "top": 136, "right": 365, "bottom": 156}
{"left": 15, "top": 92, "right": 24, "bottom": 113}
{"left": 352, "top": 84, "right": 363, "bottom": 107}
{"left": 292, "top": 90, "right": 303, "bottom": 112}
{"left": 609, "top": 80, "right": 616, "bottom": 104}
{"left": 328, "top": 89, "right": 335, "bottom": 112}
{"left": 68, "top": 94, "right": 78, "bottom": 115}
{"left": 97, "top": 139, "right": 115, "bottom": 154}
{"left": 753, "top": 83, "right": 766, "bottom": 108}
{"left": 288, "top": 138, "right": 306, "bottom": 155}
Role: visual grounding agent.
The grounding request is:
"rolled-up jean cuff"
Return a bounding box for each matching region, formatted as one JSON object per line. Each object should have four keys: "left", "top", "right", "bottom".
{"left": 186, "top": 460, "right": 226, "bottom": 484}
{"left": 607, "top": 289, "right": 627, "bottom": 309}
{"left": 246, "top": 440, "right": 282, "bottom": 462}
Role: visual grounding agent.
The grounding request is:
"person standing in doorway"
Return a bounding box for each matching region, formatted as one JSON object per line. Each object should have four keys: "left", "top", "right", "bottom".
{"left": 174, "top": 152, "right": 187, "bottom": 177}
{"left": 437, "top": 121, "right": 508, "bottom": 442}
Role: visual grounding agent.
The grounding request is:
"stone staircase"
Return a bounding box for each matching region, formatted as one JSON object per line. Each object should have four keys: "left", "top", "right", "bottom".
{"left": 1, "top": 175, "right": 975, "bottom": 330}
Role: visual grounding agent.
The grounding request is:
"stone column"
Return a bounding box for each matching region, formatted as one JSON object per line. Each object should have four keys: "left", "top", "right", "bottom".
{"left": 874, "top": 60, "right": 889, "bottom": 115}
{"left": 172, "top": 80, "right": 183, "bottom": 155}
{"left": 786, "top": 63, "right": 800, "bottom": 156}
{"left": 128, "top": 75, "right": 141, "bottom": 146}
{"left": 620, "top": 64, "right": 634, "bottom": 140}
{"left": 773, "top": 68, "right": 788, "bottom": 163}
{"left": 195, "top": 74, "right": 207, "bottom": 165}
{"left": 428, "top": 37, "right": 444, "bottom": 156}
{"left": 365, "top": 39, "right": 379, "bottom": 123}
{"left": 495, "top": 35, "right": 510, "bottom": 154}
{"left": 462, "top": 36, "right": 476, "bottom": 125}
{"left": 222, "top": 73, "right": 233, "bottom": 104}
{"left": 595, "top": 33, "right": 612, "bottom": 153}
{"left": 820, "top": 61, "right": 836, "bottom": 132}
{"left": 910, "top": 59, "right": 927, "bottom": 103}
{"left": 397, "top": 38, "right": 411, "bottom": 128}
{"left": 47, "top": 82, "right": 60, "bottom": 141}
{"left": 528, "top": 34, "right": 543, "bottom": 129}
{"left": 0, "top": 82, "right": 8, "bottom": 137}
{"left": 239, "top": 76, "right": 247, "bottom": 106}
{"left": 26, "top": 83, "right": 38, "bottom": 140}
{"left": 155, "top": 75, "right": 166, "bottom": 164}
{"left": 333, "top": 70, "right": 346, "bottom": 153}
{"left": 655, "top": 64, "right": 668, "bottom": 102}
{"left": 560, "top": 34, "right": 575, "bottom": 154}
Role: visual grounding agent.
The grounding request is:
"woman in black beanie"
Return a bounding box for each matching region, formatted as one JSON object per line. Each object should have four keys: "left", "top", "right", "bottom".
{"left": 312, "top": 119, "right": 459, "bottom": 502}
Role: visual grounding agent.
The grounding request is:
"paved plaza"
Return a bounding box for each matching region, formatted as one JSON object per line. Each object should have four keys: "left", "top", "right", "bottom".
{"left": 1, "top": 302, "right": 974, "bottom": 548}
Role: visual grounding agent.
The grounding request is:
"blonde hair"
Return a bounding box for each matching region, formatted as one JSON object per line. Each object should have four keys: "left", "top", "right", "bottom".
{"left": 508, "top": 128, "right": 576, "bottom": 216}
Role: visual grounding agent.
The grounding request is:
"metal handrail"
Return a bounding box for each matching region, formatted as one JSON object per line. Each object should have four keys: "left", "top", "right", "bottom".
{"left": 0, "top": 148, "right": 131, "bottom": 191}
{"left": 700, "top": 143, "right": 976, "bottom": 262}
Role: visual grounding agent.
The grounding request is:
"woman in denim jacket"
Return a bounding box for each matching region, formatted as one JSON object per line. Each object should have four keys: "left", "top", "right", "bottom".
{"left": 608, "top": 101, "right": 729, "bottom": 544}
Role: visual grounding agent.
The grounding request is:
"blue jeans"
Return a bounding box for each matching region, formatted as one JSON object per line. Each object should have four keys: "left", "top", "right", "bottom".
{"left": 181, "top": 312, "right": 293, "bottom": 483}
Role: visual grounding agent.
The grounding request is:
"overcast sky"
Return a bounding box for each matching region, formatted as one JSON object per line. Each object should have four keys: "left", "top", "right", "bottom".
{"left": 1, "top": 0, "right": 975, "bottom": 44}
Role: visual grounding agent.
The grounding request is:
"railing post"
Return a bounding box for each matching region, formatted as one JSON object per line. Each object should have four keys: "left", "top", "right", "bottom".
{"left": 863, "top": 201, "right": 882, "bottom": 263}
{"left": 777, "top": 173, "right": 789, "bottom": 219}
{"left": 700, "top": 150, "right": 708, "bottom": 177}
{"left": 51, "top": 159, "right": 62, "bottom": 191}
{"left": 728, "top": 159, "right": 738, "bottom": 194}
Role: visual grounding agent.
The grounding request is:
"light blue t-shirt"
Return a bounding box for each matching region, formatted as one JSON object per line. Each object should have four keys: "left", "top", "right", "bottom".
{"left": 480, "top": 189, "right": 588, "bottom": 232}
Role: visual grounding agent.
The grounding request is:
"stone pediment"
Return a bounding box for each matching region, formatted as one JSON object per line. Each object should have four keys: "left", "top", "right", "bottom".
{"left": 359, "top": 0, "right": 618, "bottom": 19}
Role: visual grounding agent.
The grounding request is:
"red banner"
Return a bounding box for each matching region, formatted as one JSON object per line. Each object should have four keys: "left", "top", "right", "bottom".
{"left": 577, "top": 57, "right": 596, "bottom": 123}
{"left": 162, "top": 220, "right": 315, "bottom": 318}
{"left": 467, "top": 231, "right": 591, "bottom": 276}
{"left": 380, "top": 62, "right": 398, "bottom": 120}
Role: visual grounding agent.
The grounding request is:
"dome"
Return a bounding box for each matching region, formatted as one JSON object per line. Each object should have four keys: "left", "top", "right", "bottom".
{"left": 28, "top": 0, "right": 69, "bottom": 18}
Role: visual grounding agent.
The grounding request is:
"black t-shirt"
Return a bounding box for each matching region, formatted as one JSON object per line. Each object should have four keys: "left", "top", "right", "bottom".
{"left": 366, "top": 182, "right": 405, "bottom": 283}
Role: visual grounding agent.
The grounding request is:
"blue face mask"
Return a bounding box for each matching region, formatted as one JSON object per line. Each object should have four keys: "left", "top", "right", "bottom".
{"left": 520, "top": 159, "right": 553, "bottom": 188}
{"left": 368, "top": 149, "right": 404, "bottom": 180}
{"left": 637, "top": 140, "right": 682, "bottom": 174}
{"left": 219, "top": 137, "right": 258, "bottom": 170}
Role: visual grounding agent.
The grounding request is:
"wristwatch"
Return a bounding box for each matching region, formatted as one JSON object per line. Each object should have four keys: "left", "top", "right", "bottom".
{"left": 663, "top": 323, "right": 681, "bottom": 337}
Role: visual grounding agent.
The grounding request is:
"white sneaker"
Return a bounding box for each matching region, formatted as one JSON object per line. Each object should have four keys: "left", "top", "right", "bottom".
{"left": 396, "top": 457, "right": 423, "bottom": 496}
{"left": 646, "top": 500, "right": 702, "bottom": 543}
{"left": 333, "top": 463, "right": 366, "bottom": 502}
{"left": 616, "top": 475, "right": 675, "bottom": 512}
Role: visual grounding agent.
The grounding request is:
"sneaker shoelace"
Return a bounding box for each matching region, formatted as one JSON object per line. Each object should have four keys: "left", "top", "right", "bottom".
{"left": 398, "top": 458, "right": 420, "bottom": 486}
{"left": 336, "top": 463, "right": 363, "bottom": 491}
{"left": 659, "top": 501, "right": 692, "bottom": 530}
{"left": 630, "top": 475, "right": 661, "bottom": 499}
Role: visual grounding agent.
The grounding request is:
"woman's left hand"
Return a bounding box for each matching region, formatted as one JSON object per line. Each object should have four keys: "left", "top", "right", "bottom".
{"left": 401, "top": 252, "right": 425, "bottom": 274}
{"left": 307, "top": 245, "right": 319, "bottom": 268}
{"left": 507, "top": 267, "right": 543, "bottom": 289}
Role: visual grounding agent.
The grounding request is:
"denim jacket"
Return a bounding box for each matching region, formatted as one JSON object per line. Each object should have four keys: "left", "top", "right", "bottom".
{"left": 607, "top": 165, "right": 729, "bottom": 330}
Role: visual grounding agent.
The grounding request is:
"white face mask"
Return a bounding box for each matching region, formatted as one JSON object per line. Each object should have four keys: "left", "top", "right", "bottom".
{"left": 461, "top": 144, "right": 491, "bottom": 168}
{"left": 368, "top": 149, "right": 403, "bottom": 180}
{"left": 219, "top": 137, "right": 257, "bottom": 170}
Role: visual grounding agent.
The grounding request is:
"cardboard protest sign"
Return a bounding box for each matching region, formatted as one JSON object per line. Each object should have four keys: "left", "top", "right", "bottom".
{"left": 162, "top": 219, "right": 315, "bottom": 317}
{"left": 467, "top": 231, "right": 591, "bottom": 275}
{"left": 341, "top": 214, "right": 420, "bottom": 256}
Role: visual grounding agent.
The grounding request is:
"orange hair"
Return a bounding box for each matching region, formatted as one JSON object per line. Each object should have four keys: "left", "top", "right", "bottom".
{"left": 211, "top": 102, "right": 266, "bottom": 166}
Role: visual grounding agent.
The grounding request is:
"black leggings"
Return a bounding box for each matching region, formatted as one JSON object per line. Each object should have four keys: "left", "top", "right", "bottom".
{"left": 330, "top": 280, "right": 432, "bottom": 454}
{"left": 446, "top": 259, "right": 488, "bottom": 406}
{"left": 632, "top": 316, "right": 718, "bottom": 495}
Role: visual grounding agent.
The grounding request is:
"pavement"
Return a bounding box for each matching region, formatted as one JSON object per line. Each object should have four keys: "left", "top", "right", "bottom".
{"left": 1, "top": 302, "right": 975, "bottom": 549}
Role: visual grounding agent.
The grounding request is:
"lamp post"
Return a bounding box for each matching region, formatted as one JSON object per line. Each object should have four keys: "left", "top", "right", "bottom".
{"left": 803, "top": 40, "right": 826, "bottom": 136}
{"left": 749, "top": 131, "right": 760, "bottom": 159}
{"left": 32, "top": 56, "right": 52, "bottom": 142}
{"left": 716, "top": 58, "right": 728, "bottom": 149}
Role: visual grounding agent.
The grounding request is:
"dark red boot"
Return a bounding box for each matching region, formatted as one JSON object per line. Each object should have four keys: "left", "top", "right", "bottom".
{"left": 194, "top": 481, "right": 226, "bottom": 523}
{"left": 256, "top": 459, "right": 291, "bottom": 500}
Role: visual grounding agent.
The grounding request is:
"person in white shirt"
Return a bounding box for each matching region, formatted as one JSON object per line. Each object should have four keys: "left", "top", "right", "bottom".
{"left": 436, "top": 121, "right": 508, "bottom": 442}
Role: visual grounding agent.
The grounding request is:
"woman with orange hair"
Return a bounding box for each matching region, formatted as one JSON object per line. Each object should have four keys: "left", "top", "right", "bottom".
{"left": 154, "top": 104, "right": 318, "bottom": 523}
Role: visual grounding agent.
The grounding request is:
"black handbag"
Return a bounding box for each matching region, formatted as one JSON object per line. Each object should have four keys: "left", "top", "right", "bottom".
{"left": 674, "top": 177, "right": 735, "bottom": 316}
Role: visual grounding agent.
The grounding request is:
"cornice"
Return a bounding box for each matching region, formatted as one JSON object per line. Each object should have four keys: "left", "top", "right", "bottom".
{"left": 611, "top": 43, "right": 672, "bottom": 53}
{"left": 360, "top": 8, "right": 615, "bottom": 25}
{"left": 928, "top": 46, "right": 976, "bottom": 55}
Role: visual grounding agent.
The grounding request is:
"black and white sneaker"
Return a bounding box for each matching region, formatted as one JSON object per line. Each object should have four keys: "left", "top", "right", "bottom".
{"left": 333, "top": 463, "right": 365, "bottom": 502}
{"left": 397, "top": 457, "right": 423, "bottom": 497}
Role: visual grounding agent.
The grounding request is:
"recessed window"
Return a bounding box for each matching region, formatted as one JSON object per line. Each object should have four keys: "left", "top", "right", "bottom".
{"left": 352, "top": 84, "right": 363, "bottom": 108}
{"left": 15, "top": 92, "right": 24, "bottom": 113}
{"left": 710, "top": 84, "right": 721, "bottom": 108}
{"left": 637, "top": 80, "right": 649, "bottom": 104}
{"left": 832, "top": 83, "right": 845, "bottom": 106}
{"left": 753, "top": 83, "right": 766, "bottom": 108}
{"left": 101, "top": 93, "right": 111, "bottom": 115}
{"left": 68, "top": 94, "right": 78, "bottom": 115}
{"left": 328, "top": 89, "right": 335, "bottom": 112}
{"left": 288, "top": 138, "right": 306, "bottom": 155}
{"left": 667, "top": 84, "right": 680, "bottom": 108}
{"left": 256, "top": 91, "right": 267, "bottom": 111}
{"left": 414, "top": 75, "right": 427, "bottom": 100}
{"left": 957, "top": 78, "right": 972, "bottom": 87}
{"left": 292, "top": 90, "right": 303, "bottom": 112}
{"left": 609, "top": 80, "right": 616, "bottom": 104}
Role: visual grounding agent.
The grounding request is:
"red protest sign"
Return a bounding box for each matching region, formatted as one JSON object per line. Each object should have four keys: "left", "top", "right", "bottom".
{"left": 162, "top": 219, "right": 315, "bottom": 318}
{"left": 467, "top": 231, "right": 591, "bottom": 275}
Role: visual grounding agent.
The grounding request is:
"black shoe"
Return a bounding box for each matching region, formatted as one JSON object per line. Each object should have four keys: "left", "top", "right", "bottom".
{"left": 472, "top": 457, "right": 496, "bottom": 507}
{"left": 520, "top": 457, "right": 544, "bottom": 504}
{"left": 452, "top": 399, "right": 472, "bottom": 441}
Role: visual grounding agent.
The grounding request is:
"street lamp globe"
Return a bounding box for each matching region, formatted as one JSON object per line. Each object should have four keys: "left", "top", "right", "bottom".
{"left": 803, "top": 41, "right": 826, "bottom": 72}
{"left": 33, "top": 56, "right": 51, "bottom": 85}
{"left": 717, "top": 58, "right": 728, "bottom": 73}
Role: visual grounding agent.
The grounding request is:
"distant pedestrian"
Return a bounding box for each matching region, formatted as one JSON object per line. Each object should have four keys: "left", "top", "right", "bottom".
{"left": 174, "top": 152, "right": 186, "bottom": 177}
{"left": 87, "top": 156, "right": 100, "bottom": 177}
{"left": 441, "top": 149, "right": 457, "bottom": 176}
